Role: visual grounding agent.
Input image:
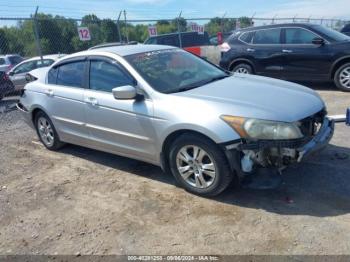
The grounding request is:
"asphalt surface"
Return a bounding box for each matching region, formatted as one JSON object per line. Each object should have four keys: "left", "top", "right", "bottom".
{"left": 0, "top": 84, "right": 349, "bottom": 255}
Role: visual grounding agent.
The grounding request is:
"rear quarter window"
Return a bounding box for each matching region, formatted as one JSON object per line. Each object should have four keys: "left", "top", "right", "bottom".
{"left": 0, "top": 58, "right": 5, "bottom": 65}
{"left": 239, "top": 31, "right": 254, "bottom": 44}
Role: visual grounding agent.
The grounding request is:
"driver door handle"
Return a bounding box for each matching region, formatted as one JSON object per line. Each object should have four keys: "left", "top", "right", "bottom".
{"left": 247, "top": 48, "right": 255, "bottom": 52}
{"left": 85, "top": 97, "right": 98, "bottom": 106}
{"left": 282, "top": 49, "right": 293, "bottom": 53}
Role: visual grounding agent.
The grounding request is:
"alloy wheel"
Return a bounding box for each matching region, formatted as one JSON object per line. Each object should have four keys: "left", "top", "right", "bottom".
{"left": 176, "top": 145, "right": 216, "bottom": 189}
{"left": 339, "top": 66, "right": 350, "bottom": 90}
{"left": 235, "top": 67, "right": 250, "bottom": 74}
{"left": 37, "top": 116, "right": 55, "bottom": 147}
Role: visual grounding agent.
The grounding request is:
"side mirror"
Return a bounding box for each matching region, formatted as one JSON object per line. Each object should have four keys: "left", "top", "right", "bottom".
{"left": 112, "top": 85, "right": 137, "bottom": 100}
{"left": 8, "top": 71, "right": 14, "bottom": 76}
{"left": 312, "top": 37, "right": 325, "bottom": 46}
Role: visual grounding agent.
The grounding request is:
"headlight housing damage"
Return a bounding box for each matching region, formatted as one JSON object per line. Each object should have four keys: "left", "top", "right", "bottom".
{"left": 221, "top": 115, "right": 303, "bottom": 140}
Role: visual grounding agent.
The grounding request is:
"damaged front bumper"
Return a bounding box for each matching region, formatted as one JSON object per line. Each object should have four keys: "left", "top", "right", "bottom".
{"left": 224, "top": 116, "right": 335, "bottom": 177}
{"left": 296, "top": 117, "right": 334, "bottom": 162}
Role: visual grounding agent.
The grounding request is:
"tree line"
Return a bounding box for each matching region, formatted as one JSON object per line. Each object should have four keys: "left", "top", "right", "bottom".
{"left": 0, "top": 13, "right": 252, "bottom": 57}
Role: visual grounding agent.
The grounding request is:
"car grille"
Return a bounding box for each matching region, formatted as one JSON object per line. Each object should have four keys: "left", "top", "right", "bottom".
{"left": 298, "top": 109, "right": 327, "bottom": 137}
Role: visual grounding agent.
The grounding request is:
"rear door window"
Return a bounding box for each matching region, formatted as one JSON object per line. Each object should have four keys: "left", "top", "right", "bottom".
{"left": 13, "top": 61, "right": 37, "bottom": 74}
{"left": 0, "top": 58, "right": 5, "bottom": 65}
{"left": 56, "top": 61, "right": 85, "bottom": 88}
{"left": 37, "top": 59, "right": 55, "bottom": 68}
{"left": 253, "top": 28, "right": 281, "bottom": 44}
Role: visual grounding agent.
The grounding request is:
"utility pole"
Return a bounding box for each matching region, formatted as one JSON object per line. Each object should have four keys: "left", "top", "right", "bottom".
{"left": 177, "top": 11, "right": 182, "bottom": 48}
{"left": 117, "top": 11, "right": 122, "bottom": 42}
{"left": 124, "top": 10, "right": 129, "bottom": 43}
{"left": 33, "top": 6, "right": 43, "bottom": 62}
{"left": 250, "top": 12, "right": 256, "bottom": 26}
{"left": 220, "top": 12, "right": 226, "bottom": 34}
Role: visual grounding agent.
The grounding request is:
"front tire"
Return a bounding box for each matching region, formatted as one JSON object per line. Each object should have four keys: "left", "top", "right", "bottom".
{"left": 334, "top": 63, "right": 350, "bottom": 92}
{"left": 34, "top": 111, "right": 64, "bottom": 150}
{"left": 169, "top": 134, "right": 233, "bottom": 196}
{"left": 232, "top": 63, "right": 253, "bottom": 74}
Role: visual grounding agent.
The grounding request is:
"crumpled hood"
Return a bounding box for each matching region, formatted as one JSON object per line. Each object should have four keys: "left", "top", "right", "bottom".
{"left": 175, "top": 74, "right": 325, "bottom": 122}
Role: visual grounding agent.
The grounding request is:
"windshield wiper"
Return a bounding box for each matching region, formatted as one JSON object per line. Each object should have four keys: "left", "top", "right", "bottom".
{"left": 174, "top": 74, "right": 230, "bottom": 93}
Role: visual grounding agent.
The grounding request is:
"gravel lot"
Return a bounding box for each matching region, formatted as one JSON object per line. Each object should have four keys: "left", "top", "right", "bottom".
{"left": 0, "top": 83, "right": 349, "bottom": 255}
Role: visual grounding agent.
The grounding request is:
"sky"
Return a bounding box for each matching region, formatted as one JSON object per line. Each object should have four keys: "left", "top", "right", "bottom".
{"left": 0, "top": 0, "right": 349, "bottom": 21}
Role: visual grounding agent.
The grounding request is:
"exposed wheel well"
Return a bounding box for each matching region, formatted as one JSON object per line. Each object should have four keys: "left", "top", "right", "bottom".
{"left": 31, "top": 108, "right": 45, "bottom": 124}
{"left": 229, "top": 59, "right": 255, "bottom": 73}
{"left": 331, "top": 58, "right": 350, "bottom": 79}
{"left": 160, "top": 130, "right": 221, "bottom": 173}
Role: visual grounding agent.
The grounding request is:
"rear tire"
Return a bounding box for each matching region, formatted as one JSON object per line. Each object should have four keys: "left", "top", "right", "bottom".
{"left": 168, "top": 134, "right": 233, "bottom": 196}
{"left": 34, "top": 111, "right": 65, "bottom": 150}
{"left": 232, "top": 63, "right": 253, "bottom": 74}
{"left": 334, "top": 63, "right": 350, "bottom": 92}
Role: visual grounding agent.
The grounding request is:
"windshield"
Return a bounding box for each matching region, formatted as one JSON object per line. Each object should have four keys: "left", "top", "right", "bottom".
{"left": 313, "top": 25, "right": 350, "bottom": 42}
{"left": 125, "top": 49, "right": 228, "bottom": 94}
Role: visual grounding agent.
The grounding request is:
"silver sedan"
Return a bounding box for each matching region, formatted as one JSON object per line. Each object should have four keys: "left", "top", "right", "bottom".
{"left": 17, "top": 45, "right": 334, "bottom": 196}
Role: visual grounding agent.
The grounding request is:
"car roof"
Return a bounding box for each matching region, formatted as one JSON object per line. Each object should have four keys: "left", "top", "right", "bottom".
{"left": 67, "top": 44, "right": 177, "bottom": 58}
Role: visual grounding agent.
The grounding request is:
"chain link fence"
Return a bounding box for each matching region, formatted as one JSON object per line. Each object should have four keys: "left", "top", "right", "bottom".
{"left": 0, "top": 14, "right": 348, "bottom": 111}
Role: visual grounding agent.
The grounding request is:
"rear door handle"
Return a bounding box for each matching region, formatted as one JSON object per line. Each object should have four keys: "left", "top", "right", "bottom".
{"left": 247, "top": 48, "right": 255, "bottom": 52}
{"left": 85, "top": 97, "right": 98, "bottom": 106}
{"left": 282, "top": 49, "right": 293, "bottom": 53}
{"left": 44, "top": 89, "right": 54, "bottom": 96}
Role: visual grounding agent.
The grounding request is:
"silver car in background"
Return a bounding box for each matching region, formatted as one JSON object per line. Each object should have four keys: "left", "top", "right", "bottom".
{"left": 0, "top": 54, "right": 23, "bottom": 72}
{"left": 8, "top": 54, "right": 65, "bottom": 91}
{"left": 17, "top": 45, "right": 334, "bottom": 196}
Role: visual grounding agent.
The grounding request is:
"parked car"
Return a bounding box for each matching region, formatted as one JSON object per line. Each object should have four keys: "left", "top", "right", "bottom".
{"left": 219, "top": 23, "right": 350, "bottom": 91}
{"left": 340, "top": 23, "right": 350, "bottom": 36}
{"left": 145, "top": 31, "right": 223, "bottom": 64}
{"left": 0, "top": 71, "right": 15, "bottom": 100}
{"left": 145, "top": 31, "right": 211, "bottom": 47}
{"left": 17, "top": 45, "right": 334, "bottom": 196}
{"left": 0, "top": 54, "right": 23, "bottom": 73}
{"left": 8, "top": 54, "right": 65, "bottom": 91}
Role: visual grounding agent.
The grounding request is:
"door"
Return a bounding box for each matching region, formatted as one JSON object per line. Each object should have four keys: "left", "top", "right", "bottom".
{"left": 249, "top": 28, "right": 283, "bottom": 78}
{"left": 10, "top": 60, "right": 37, "bottom": 90}
{"left": 280, "top": 27, "right": 333, "bottom": 81}
{"left": 44, "top": 59, "right": 89, "bottom": 144}
{"left": 84, "top": 57, "right": 156, "bottom": 162}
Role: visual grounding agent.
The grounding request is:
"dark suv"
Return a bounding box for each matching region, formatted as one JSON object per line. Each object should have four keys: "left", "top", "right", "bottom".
{"left": 219, "top": 23, "right": 350, "bottom": 91}
{"left": 341, "top": 23, "right": 350, "bottom": 36}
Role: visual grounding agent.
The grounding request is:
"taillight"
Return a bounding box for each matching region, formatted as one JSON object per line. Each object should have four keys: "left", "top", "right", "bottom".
{"left": 3, "top": 73, "right": 9, "bottom": 81}
{"left": 220, "top": 42, "right": 231, "bottom": 53}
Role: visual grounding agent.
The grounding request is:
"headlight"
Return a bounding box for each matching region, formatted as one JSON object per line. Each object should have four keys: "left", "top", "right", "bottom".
{"left": 221, "top": 115, "right": 303, "bottom": 140}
